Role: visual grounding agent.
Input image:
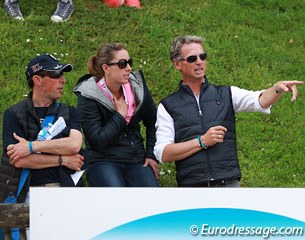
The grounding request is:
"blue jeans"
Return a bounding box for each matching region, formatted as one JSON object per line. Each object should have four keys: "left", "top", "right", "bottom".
{"left": 87, "top": 162, "right": 159, "bottom": 187}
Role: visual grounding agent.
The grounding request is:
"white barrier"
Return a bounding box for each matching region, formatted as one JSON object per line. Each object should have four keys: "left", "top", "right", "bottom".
{"left": 30, "top": 188, "right": 305, "bottom": 240}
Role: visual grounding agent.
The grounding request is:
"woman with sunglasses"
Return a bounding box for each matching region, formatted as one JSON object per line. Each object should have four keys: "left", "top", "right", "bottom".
{"left": 73, "top": 43, "right": 159, "bottom": 187}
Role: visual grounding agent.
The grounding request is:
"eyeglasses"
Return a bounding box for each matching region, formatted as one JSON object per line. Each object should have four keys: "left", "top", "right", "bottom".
{"left": 36, "top": 70, "right": 64, "bottom": 79}
{"left": 180, "top": 52, "right": 207, "bottom": 63}
{"left": 107, "top": 58, "right": 133, "bottom": 69}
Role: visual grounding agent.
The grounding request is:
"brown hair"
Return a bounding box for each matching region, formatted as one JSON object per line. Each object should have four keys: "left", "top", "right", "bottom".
{"left": 87, "top": 43, "right": 125, "bottom": 78}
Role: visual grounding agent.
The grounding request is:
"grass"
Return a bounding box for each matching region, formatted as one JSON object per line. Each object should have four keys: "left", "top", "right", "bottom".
{"left": 1, "top": 0, "right": 305, "bottom": 187}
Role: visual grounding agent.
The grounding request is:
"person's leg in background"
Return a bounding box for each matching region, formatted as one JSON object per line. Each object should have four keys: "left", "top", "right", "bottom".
{"left": 50, "top": 0, "right": 74, "bottom": 23}
{"left": 125, "top": 0, "right": 140, "bottom": 8}
{"left": 3, "top": 0, "right": 23, "bottom": 20}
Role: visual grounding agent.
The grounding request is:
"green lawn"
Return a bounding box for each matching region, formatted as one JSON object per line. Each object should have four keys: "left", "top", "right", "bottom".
{"left": 1, "top": 0, "right": 305, "bottom": 187}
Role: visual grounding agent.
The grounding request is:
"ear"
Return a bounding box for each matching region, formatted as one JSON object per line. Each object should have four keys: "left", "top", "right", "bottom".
{"left": 101, "top": 63, "right": 110, "bottom": 74}
{"left": 32, "top": 75, "right": 43, "bottom": 86}
{"left": 173, "top": 59, "right": 182, "bottom": 71}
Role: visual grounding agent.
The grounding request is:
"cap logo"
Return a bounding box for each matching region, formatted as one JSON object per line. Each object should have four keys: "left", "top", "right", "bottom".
{"left": 31, "top": 63, "right": 43, "bottom": 73}
{"left": 54, "top": 64, "right": 63, "bottom": 69}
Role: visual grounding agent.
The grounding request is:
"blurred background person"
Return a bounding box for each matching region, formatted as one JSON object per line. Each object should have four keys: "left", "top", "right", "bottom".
{"left": 3, "top": 0, "right": 74, "bottom": 22}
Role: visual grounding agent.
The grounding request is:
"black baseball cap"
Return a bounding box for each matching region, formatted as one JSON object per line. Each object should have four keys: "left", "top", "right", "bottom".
{"left": 25, "top": 53, "right": 73, "bottom": 79}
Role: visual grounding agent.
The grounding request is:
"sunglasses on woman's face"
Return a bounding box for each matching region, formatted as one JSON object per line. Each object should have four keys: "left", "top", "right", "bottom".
{"left": 108, "top": 58, "right": 133, "bottom": 69}
{"left": 37, "top": 70, "right": 64, "bottom": 79}
{"left": 180, "top": 52, "right": 207, "bottom": 63}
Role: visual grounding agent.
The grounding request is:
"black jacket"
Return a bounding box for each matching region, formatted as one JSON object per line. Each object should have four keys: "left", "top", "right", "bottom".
{"left": 73, "top": 70, "right": 157, "bottom": 164}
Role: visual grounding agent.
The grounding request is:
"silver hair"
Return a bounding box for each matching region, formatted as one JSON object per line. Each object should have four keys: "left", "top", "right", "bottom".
{"left": 170, "top": 35, "right": 203, "bottom": 61}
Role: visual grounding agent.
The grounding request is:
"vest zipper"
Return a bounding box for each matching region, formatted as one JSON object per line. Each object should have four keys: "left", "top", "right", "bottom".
{"left": 194, "top": 93, "right": 203, "bottom": 116}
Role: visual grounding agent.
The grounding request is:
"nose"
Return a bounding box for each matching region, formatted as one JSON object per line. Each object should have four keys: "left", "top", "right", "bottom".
{"left": 126, "top": 63, "right": 132, "bottom": 71}
{"left": 59, "top": 76, "right": 66, "bottom": 83}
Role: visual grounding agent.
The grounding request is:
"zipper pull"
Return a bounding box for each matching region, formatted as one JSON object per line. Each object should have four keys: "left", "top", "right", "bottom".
{"left": 198, "top": 109, "right": 203, "bottom": 116}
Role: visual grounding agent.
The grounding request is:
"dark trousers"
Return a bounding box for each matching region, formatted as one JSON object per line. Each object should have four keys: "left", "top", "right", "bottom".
{"left": 87, "top": 162, "right": 159, "bottom": 187}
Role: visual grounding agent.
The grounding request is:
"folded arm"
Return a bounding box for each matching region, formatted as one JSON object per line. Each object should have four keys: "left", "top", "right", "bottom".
{"left": 9, "top": 152, "right": 84, "bottom": 171}
{"left": 7, "top": 130, "right": 83, "bottom": 161}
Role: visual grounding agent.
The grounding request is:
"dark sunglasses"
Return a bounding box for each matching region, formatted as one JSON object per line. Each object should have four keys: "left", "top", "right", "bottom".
{"left": 180, "top": 52, "right": 207, "bottom": 63}
{"left": 36, "top": 70, "right": 64, "bottom": 79}
{"left": 107, "top": 58, "right": 133, "bottom": 69}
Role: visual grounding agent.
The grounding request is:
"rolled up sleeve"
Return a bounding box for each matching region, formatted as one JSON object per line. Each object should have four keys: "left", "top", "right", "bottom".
{"left": 153, "top": 103, "right": 175, "bottom": 163}
{"left": 231, "top": 86, "right": 271, "bottom": 114}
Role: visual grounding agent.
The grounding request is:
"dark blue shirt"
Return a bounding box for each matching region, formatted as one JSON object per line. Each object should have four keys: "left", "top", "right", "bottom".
{"left": 2, "top": 106, "right": 81, "bottom": 186}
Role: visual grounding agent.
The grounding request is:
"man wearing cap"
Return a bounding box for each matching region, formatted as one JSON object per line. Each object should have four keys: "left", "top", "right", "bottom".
{"left": 0, "top": 53, "right": 84, "bottom": 208}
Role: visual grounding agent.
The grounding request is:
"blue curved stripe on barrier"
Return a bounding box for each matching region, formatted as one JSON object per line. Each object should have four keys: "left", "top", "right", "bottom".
{"left": 91, "top": 208, "right": 305, "bottom": 240}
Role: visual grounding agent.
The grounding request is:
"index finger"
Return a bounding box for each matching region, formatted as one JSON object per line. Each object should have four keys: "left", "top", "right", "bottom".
{"left": 152, "top": 166, "right": 160, "bottom": 179}
{"left": 212, "top": 125, "right": 228, "bottom": 132}
{"left": 7, "top": 144, "right": 13, "bottom": 151}
{"left": 285, "top": 80, "right": 303, "bottom": 86}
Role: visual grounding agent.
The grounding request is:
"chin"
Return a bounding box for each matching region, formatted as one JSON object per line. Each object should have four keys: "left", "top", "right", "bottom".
{"left": 194, "top": 74, "right": 205, "bottom": 80}
{"left": 122, "top": 78, "right": 129, "bottom": 83}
